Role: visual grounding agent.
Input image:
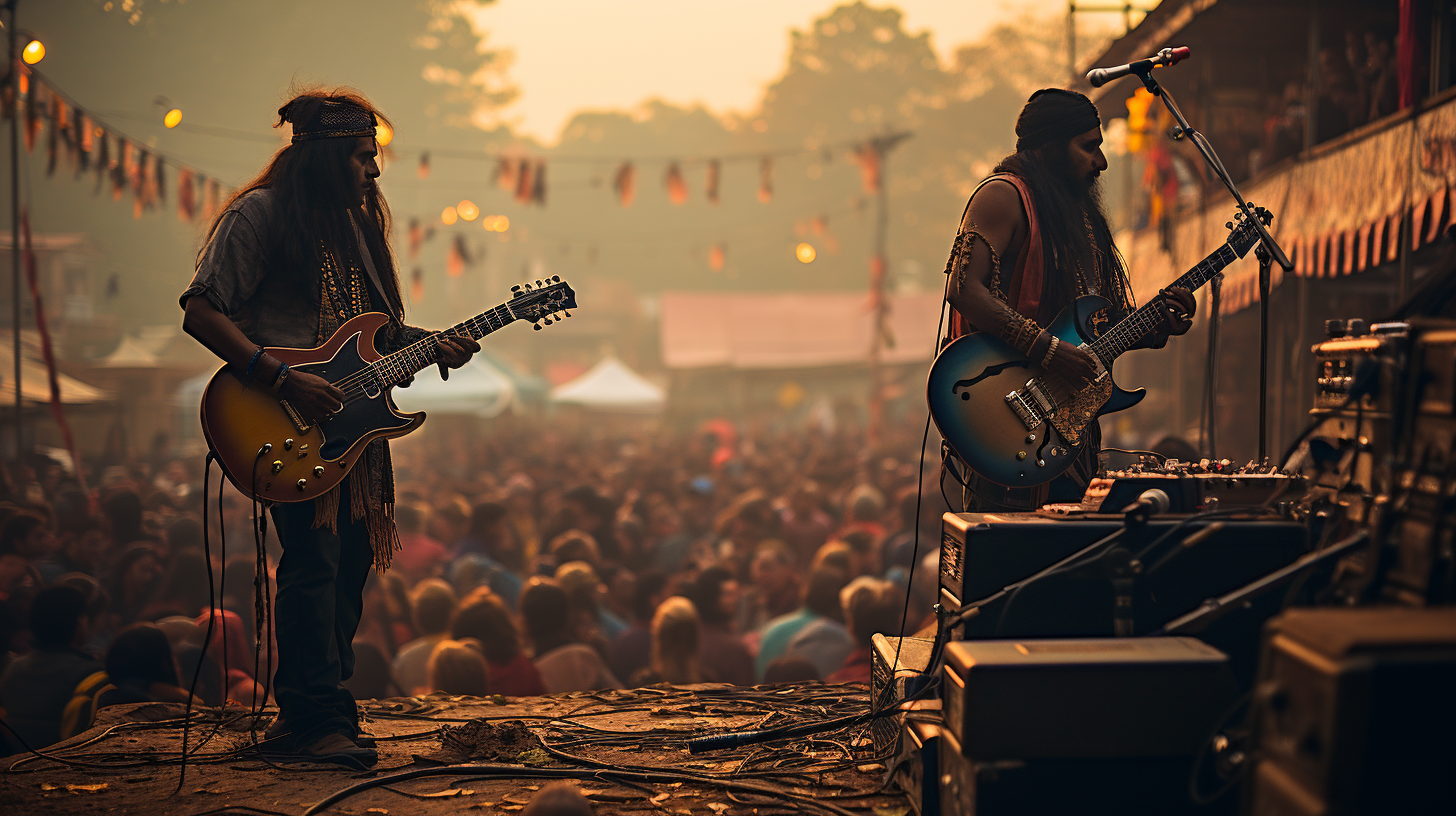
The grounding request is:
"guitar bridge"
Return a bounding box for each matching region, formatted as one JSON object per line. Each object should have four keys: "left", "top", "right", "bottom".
{"left": 279, "top": 399, "right": 312, "bottom": 434}
{"left": 1004, "top": 389, "right": 1042, "bottom": 431}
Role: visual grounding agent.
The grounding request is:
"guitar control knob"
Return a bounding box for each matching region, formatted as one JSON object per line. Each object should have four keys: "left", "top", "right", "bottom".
{"left": 1026, "top": 433, "right": 1036, "bottom": 443}
{"left": 314, "top": 466, "right": 325, "bottom": 478}
{"left": 284, "top": 438, "right": 294, "bottom": 451}
{"left": 296, "top": 479, "right": 308, "bottom": 491}
{"left": 271, "top": 460, "right": 283, "bottom": 474}
{"left": 1016, "top": 451, "right": 1027, "bottom": 461}
{"left": 1037, "top": 459, "right": 1046, "bottom": 467}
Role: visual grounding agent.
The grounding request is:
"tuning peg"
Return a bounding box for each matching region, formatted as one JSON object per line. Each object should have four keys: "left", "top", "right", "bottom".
{"left": 552, "top": 275, "right": 560, "bottom": 282}
{"left": 511, "top": 285, "right": 521, "bottom": 298}
{"left": 1235, "top": 211, "right": 1244, "bottom": 220}
{"left": 563, "top": 311, "right": 572, "bottom": 318}
{"left": 533, "top": 323, "right": 542, "bottom": 331}
{"left": 543, "top": 317, "right": 553, "bottom": 326}
{"left": 536, "top": 279, "right": 544, "bottom": 287}
{"left": 1225, "top": 222, "right": 1233, "bottom": 230}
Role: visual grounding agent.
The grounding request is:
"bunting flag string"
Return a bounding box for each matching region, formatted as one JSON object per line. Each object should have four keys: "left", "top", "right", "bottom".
{"left": 9, "top": 66, "right": 235, "bottom": 224}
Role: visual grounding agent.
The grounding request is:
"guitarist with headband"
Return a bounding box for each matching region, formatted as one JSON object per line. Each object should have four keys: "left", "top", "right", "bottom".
{"left": 943, "top": 88, "right": 1196, "bottom": 511}
{"left": 179, "top": 90, "right": 477, "bottom": 768}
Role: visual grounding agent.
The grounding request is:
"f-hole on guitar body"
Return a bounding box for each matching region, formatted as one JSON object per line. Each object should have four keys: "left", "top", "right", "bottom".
{"left": 200, "top": 313, "right": 420, "bottom": 504}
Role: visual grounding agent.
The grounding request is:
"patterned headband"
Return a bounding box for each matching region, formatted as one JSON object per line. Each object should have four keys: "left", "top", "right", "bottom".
{"left": 289, "top": 100, "right": 378, "bottom": 143}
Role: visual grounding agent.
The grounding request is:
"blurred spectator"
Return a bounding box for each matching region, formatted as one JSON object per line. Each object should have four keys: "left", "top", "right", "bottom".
{"left": 781, "top": 572, "right": 862, "bottom": 681}
{"left": 105, "top": 543, "right": 163, "bottom": 627}
{"left": 356, "top": 572, "right": 415, "bottom": 659}
{"left": 450, "top": 501, "right": 524, "bottom": 608}
{"left": 683, "top": 566, "right": 753, "bottom": 686}
{"left": 0, "top": 512, "right": 44, "bottom": 614}
{"left": 556, "top": 560, "right": 627, "bottom": 642}
{"left": 835, "top": 484, "right": 886, "bottom": 545}
{"left": 38, "top": 515, "right": 108, "bottom": 585}
{"left": 393, "top": 578, "right": 456, "bottom": 695}
{"left": 100, "top": 489, "right": 155, "bottom": 547}
{"left": 521, "top": 578, "right": 621, "bottom": 693}
{"left": 607, "top": 570, "right": 668, "bottom": 683}
{"left": 632, "top": 596, "right": 702, "bottom": 686}
{"left": 1363, "top": 27, "right": 1399, "bottom": 121}
{"left": 344, "top": 641, "right": 400, "bottom": 700}
{"left": 756, "top": 564, "right": 850, "bottom": 680}
{"left": 392, "top": 503, "right": 449, "bottom": 587}
{"left": 0, "top": 585, "right": 100, "bottom": 749}
{"left": 428, "top": 496, "right": 472, "bottom": 551}
{"left": 740, "top": 540, "right": 800, "bottom": 635}
{"left": 149, "top": 548, "right": 212, "bottom": 619}
{"left": 164, "top": 516, "right": 204, "bottom": 554}
{"left": 97, "top": 622, "right": 189, "bottom": 707}
{"left": 549, "top": 530, "right": 601, "bottom": 572}
{"left": 762, "top": 655, "right": 821, "bottom": 684}
{"left": 522, "top": 781, "right": 596, "bottom": 816}
{"left": 561, "top": 486, "right": 619, "bottom": 562}
{"left": 449, "top": 589, "right": 545, "bottom": 697}
{"left": 881, "top": 486, "right": 926, "bottom": 573}
{"left": 427, "top": 639, "right": 490, "bottom": 696}
{"left": 826, "top": 577, "right": 902, "bottom": 684}
{"left": 780, "top": 483, "right": 833, "bottom": 562}
{"left": 1316, "top": 46, "right": 1361, "bottom": 140}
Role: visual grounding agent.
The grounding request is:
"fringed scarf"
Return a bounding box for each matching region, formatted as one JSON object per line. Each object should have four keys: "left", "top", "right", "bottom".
{"left": 310, "top": 225, "right": 402, "bottom": 571}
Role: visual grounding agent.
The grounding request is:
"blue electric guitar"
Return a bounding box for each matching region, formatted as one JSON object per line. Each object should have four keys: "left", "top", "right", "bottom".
{"left": 928, "top": 207, "right": 1270, "bottom": 488}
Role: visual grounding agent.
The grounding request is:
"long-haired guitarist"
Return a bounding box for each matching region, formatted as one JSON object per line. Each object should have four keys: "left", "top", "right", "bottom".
{"left": 178, "top": 89, "right": 477, "bottom": 767}
{"left": 942, "top": 88, "right": 1196, "bottom": 511}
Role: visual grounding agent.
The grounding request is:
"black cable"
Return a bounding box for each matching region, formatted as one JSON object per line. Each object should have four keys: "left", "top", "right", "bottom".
{"left": 174, "top": 451, "right": 220, "bottom": 795}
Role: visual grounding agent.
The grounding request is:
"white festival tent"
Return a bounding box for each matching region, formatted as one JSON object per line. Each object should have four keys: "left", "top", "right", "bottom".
{"left": 550, "top": 357, "right": 665, "bottom": 412}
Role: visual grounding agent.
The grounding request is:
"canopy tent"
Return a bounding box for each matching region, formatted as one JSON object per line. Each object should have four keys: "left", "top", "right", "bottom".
{"left": 550, "top": 357, "right": 665, "bottom": 412}
{"left": 390, "top": 355, "right": 517, "bottom": 418}
{"left": 0, "top": 342, "right": 109, "bottom": 406}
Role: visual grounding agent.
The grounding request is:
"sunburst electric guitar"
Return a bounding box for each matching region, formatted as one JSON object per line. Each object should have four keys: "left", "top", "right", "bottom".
{"left": 928, "top": 208, "right": 1269, "bottom": 488}
{"left": 202, "top": 277, "right": 576, "bottom": 502}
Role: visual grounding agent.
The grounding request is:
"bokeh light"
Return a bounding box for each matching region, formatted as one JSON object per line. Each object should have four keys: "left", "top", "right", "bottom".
{"left": 483, "top": 215, "right": 510, "bottom": 232}
{"left": 457, "top": 200, "right": 480, "bottom": 221}
{"left": 22, "top": 40, "right": 44, "bottom": 65}
{"left": 795, "top": 243, "right": 816, "bottom": 264}
{"left": 163, "top": 109, "right": 183, "bottom": 129}
{"left": 375, "top": 121, "right": 393, "bottom": 147}
{"left": 441, "top": 206, "right": 459, "bottom": 226}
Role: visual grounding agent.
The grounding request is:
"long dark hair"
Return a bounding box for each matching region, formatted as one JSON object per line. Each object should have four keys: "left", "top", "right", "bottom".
{"left": 994, "top": 145, "right": 1133, "bottom": 321}
{"left": 202, "top": 88, "right": 404, "bottom": 316}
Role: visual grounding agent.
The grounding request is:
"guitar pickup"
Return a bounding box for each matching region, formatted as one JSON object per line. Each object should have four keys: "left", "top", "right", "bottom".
{"left": 279, "top": 400, "right": 312, "bottom": 434}
{"left": 1004, "top": 389, "right": 1041, "bottom": 430}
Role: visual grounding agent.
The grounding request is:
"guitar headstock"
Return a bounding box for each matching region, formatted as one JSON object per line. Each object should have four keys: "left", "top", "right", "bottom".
{"left": 510, "top": 276, "right": 578, "bottom": 330}
{"left": 1225, "top": 204, "right": 1274, "bottom": 259}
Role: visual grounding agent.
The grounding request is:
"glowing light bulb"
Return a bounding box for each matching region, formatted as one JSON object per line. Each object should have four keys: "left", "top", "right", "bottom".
{"left": 441, "top": 206, "right": 458, "bottom": 226}
{"left": 163, "top": 109, "right": 183, "bottom": 129}
{"left": 375, "top": 121, "right": 393, "bottom": 147}
{"left": 457, "top": 200, "right": 479, "bottom": 221}
{"left": 795, "top": 243, "right": 816, "bottom": 264}
{"left": 21, "top": 40, "right": 44, "bottom": 65}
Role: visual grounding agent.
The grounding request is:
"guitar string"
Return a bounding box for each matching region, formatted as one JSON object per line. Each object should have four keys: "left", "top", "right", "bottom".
{"left": 333, "top": 305, "right": 511, "bottom": 403}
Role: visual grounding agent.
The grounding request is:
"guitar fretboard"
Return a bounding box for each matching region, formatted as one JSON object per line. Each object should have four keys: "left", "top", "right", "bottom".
{"left": 1088, "top": 242, "right": 1237, "bottom": 362}
{"left": 369, "top": 303, "right": 516, "bottom": 388}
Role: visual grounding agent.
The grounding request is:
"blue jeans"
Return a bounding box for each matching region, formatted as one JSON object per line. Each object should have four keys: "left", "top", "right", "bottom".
{"left": 269, "top": 478, "right": 373, "bottom": 743}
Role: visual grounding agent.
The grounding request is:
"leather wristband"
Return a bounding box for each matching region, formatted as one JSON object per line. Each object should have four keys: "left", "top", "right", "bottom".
{"left": 1041, "top": 336, "right": 1060, "bottom": 368}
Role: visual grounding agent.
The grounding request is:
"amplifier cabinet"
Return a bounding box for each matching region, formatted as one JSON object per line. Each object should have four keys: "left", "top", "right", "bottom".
{"left": 1249, "top": 607, "right": 1456, "bottom": 816}
{"left": 893, "top": 708, "right": 944, "bottom": 816}
{"left": 869, "top": 634, "right": 935, "bottom": 754}
{"left": 941, "top": 636, "right": 1237, "bottom": 759}
{"left": 939, "top": 512, "right": 1306, "bottom": 638}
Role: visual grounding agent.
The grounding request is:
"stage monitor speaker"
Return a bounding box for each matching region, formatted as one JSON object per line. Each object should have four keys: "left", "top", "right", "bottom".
{"left": 942, "top": 636, "right": 1238, "bottom": 759}
{"left": 938, "top": 512, "right": 1307, "bottom": 638}
{"left": 869, "top": 634, "right": 935, "bottom": 755}
{"left": 891, "top": 702, "right": 944, "bottom": 816}
{"left": 1249, "top": 607, "right": 1456, "bottom": 816}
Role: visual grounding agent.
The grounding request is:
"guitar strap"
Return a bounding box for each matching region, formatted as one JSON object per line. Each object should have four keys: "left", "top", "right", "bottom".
{"left": 349, "top": 213, "right": 401, "bottom": 323}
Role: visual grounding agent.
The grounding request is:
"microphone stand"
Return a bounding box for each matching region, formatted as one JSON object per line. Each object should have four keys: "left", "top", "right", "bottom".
{"left": 1132, "top": 66, "right": 1292, "bottom": 465}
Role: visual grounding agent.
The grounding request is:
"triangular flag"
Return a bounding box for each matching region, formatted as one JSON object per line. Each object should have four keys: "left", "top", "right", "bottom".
{"left": 177, "top": 167, "right": 196, "bottom": 221}
{"left": 531, "top": 160, "right": 547, "bottom": 206}
{"left": 514, "top": 158, "right": 533, "bottom": 205}
{"left": 705, "top": 160, "right": 720, "bottom": 205}
{"left": 757, "top": 157, "right": 773, "bottom": 203}
{"left": 613, "top": 162, "right": 635, "bottom": 207}
{"left": 494, "top": 157, "right": 516, "bottom": 191}
{"left": 417, "top": 152, "right": 430, "bottom": 179}
{"left": 665, "top": 162, "right": 687, "bottom": 205}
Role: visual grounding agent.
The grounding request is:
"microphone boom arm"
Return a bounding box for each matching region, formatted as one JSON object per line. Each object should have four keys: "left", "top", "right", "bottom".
{"left": 1133, "top": 66, "right": 1293, "bottom": 271}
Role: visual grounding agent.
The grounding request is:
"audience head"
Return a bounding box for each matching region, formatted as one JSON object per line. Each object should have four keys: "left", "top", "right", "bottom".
{"left": 549, "top": 530, "right": 600, "bottom": 569}
{"left": 395, "top": 502, "right": 428, "bottom": 536}
{"left": 763, "top": 655, "right": 820, "bottom": 684}
{"left": 841, "top": 576, "right": 901, "bottom": 648}
{"left": 685, "top": 565, "right": 737, "bottom": 629}
{"left": 30, "top": 584, "right": 90, "bottom": 649}
{"left": 104, "top": 622, "right": 179, "bottom": 688}
{"left": 519, "top": 577, "right": 572, "bottom": 652}
{"left": 426, "top": 639, "right": 490, "bottom": 696}
{"left": 450, "top": 590, "right": 522, "bottom": 664}
{"left": 650, "top": 596, "right": 701, "bottom": 685}
{"left": 1, "top": 510, "right": 53, "bottom": 559}
{"left": 411, "top": 578, "right": 457, "bottom": 637}
{"left": 630, "top": 570, "right": 669, "bottom": 625}
{"left": 803, "top": 564, "right": 851, "bottom": 622}
{"left": 846, "top": 484, "right": 885, "bottom": 523}
{"left": 749, "top": 540, "right": 796, "bottom": 592}
{"left": 100, "top": 488, "right": 145, "bottom": 545}
{"left": 165, "top": 516, "right": 203, "bottom": 553}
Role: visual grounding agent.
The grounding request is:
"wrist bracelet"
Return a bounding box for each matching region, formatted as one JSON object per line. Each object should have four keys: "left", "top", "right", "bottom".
{"left": 1041, "top": 336, "right": 1060, "bottom": 368}
{"left": 271, "top": 362, "right": 290, "bottom": 393}
{"left": 244, "top": 347, "right": 264, "bottom": 380}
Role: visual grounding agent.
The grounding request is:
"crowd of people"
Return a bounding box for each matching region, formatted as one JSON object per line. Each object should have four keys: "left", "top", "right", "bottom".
{"left": 0, "top": 417, "right": 945, "bottom": 754}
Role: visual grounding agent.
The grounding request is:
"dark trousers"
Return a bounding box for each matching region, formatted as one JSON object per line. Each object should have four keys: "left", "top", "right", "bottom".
{"left": 269, "top": 478, "right": 373, "bottom": 743}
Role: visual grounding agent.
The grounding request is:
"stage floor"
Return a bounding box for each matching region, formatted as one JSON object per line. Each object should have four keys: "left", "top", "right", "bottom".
{"left": 2, "top": 683, "right": 904, "bottom": 815}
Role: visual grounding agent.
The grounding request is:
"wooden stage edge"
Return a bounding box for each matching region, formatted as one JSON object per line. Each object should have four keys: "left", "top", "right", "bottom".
{"left": 1, "top": 682, "right": 911, "bottom": 816}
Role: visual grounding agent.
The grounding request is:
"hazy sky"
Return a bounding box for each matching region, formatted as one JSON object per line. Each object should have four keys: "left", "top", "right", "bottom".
{"left": 475, "top": 0, "right": 1071, "bottom": 143}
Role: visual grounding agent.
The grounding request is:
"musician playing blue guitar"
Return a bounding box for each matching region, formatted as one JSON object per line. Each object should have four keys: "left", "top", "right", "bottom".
{"left": 942, "top": 89, "right": 1197, "bottom": 511}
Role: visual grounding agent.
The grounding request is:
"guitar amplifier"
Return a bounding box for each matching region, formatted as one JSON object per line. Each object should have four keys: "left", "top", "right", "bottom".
{"left": 869, "top": 634, "right": 936, "bottom": 754}
{"left": 938, "top": 512, "right": 1307, "bottom": 638}
{"left": 890, "top": 702, "right": 944, "bottom": 816}
{"left": 941, "top": 637, "right": 1237, "bottom": 759}
{"left": 1249, "top": 607, "right": 1456, "bottom": 816}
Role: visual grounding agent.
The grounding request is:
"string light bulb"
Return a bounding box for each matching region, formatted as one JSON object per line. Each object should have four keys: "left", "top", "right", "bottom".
{"left": 795, "top": 243, "right": 816, "bottom": 264}
{"left": 163, "top": 109, "right": 183, "bottom": 129}
{"left": 22, "top": 40, "right": 44, "bottom": 65}
{"left": 441, "top": 206, "right": 458, "bottom": 226}
{"left": 483, "top": 215, "right": 509, "bottom": 232}
{"left": 457, "top": 200, "right": 479, "bottom": 221}
{"left": 375, "top": 121, "right": 393, "bottom": 147}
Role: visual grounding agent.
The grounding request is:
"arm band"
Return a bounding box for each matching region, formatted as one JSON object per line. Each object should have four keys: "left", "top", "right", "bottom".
{"left": 1041, "top": 336, "right": 1061, "bottom": 368}
{"left": 1005, "top": 315, "right": 1044, "bottom": 358}
{"left": 270, "top": 362, "right": 290, "bottom": 393}
{"left": 244, "top": 347, "right": 264, "bottom": 380}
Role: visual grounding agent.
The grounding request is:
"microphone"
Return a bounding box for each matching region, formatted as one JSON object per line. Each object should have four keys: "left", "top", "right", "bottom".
{"left": 1121, "top": 488, "right": 1171, "bottom": 517}
{"left": 1086, "top": 46, "right": 1191, "bottom": 88}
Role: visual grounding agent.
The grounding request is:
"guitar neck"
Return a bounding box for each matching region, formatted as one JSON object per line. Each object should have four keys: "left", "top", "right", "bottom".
{"left": 1089, "top": 242, "right": 1237, "bottom": 360}
{"left": 371, "top": 302, "right": 516, "bottom": 387}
